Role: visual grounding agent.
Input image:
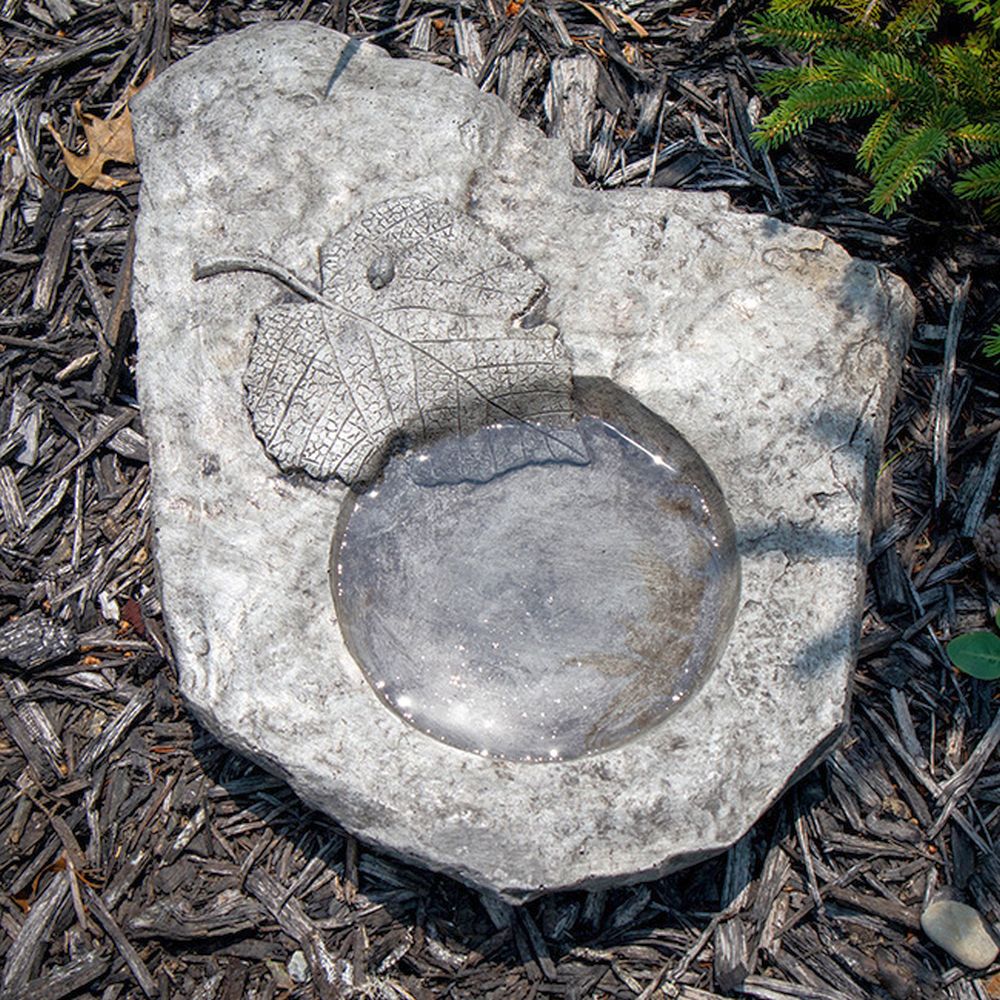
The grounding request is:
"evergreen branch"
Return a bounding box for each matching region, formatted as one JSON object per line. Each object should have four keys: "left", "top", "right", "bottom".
{"left": 954, "top": 156, "right": 1000, "bottom": 197}
{"left": 984, "top": 325, "right": 1000, "bottom": 358}
{"left": 887, "top": 0, "right": 941, "bottom": 40}
{"left": 949, "top": 0, "right": 1000, "bottom": 31}
{"left": 752, "top": 81, "right": 887, "bottom": 145}
{"left": 748, "top": 11, "right": 876, "bottom": 50}
{"left": 868, "top": 124, "right": 950, "bottom": 212}
{"left": 757, "top": 46, "right": 877, "bottom": 93}
{"left": 858, "top": 107, "right": 902, "bottom": 168}
{"left": 748, "top": 0, "right": 1000, "bottom": 212}
{"left": 867, "top": 52, "right": 940, "bottom": 104}
{"left": 835, "top": 0, "right": 881, "bottom": 21}
{"left": 757, "top": 63, "right": 842, "bottom": 96}
{"left": 819, "top": 46, "right": 881, "bottom": 78}
{"left": 767, "top": 0, "right": 816, "bottom": 13}
{"left": 935, "top": 46, "right": 1000, "bottom": 111}
{"left": 953, "top": 122, "right": 1000, "bottom": 146}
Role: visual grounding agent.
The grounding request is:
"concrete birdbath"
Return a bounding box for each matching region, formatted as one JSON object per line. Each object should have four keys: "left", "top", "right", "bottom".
{"left": 132, "top": 22, "right": 913, "bottom": 899}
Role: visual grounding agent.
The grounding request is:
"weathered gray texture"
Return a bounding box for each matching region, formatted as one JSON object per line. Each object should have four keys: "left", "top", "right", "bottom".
{"left": 133, "top": 22, "right": 914, "bottom": 898}
{"left": 0, "top": 609, "right": 76, "bottom": 670}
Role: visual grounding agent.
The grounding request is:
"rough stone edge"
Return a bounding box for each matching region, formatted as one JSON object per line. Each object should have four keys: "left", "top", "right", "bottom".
{"left": 131, "top": 21, "right": 917, "bottom": 900}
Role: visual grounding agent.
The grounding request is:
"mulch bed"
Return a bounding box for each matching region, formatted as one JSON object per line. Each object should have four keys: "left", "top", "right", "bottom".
{"left": 1, "top": 1, "right": 999, "bottom": 998}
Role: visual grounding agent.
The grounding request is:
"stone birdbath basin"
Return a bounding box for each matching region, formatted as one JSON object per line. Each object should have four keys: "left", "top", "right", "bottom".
{"left": 133, "top": 22, "right": 913, "bottom": 899}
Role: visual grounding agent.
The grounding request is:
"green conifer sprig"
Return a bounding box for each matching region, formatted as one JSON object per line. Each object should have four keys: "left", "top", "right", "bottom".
{"left": 886, "top": 0, "right": 941, "bottom": 40}
{"left": 749, "top": 0, "right": 1000, "bottom": 216}
{"left": 750, "top": 10, "right": 879, "bottom": 49}
{"left": 868, "top": 122, "right": 952, "bottom": 211}
{"left": 984, "top": 327, "right": 1000, "bottom": 357}
{"left": 953, "top": 159, "right": 1000, "bottom": 198}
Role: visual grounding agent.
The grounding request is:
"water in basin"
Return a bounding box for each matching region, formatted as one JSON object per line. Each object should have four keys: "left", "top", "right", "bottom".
{"left": 331, "top": 381, "right": 740, "bottom": 762}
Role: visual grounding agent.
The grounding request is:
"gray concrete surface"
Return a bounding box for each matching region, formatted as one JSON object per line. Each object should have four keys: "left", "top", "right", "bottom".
{"left": 133, "top": 21, "right": 914, "bottom": 898}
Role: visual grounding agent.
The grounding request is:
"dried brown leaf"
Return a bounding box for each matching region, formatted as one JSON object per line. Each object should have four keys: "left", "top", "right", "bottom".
{"left": 47, "top": 101, "right": 135, "bottom": 191}
{"left": 45, "top": 74, "right": 152, "bottom": 191}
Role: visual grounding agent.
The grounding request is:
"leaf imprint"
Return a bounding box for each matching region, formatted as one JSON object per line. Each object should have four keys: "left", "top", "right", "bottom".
{"left": 196, "top": 196, "right": 589, "bottom": 487}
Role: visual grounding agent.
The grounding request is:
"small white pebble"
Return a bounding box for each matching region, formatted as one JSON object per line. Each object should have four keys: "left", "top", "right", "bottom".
{"left": 920, "top": 899, "right": 999, "bottom": 969}
{"left": 287, "top": 949, "right": 310, "bottom": 983}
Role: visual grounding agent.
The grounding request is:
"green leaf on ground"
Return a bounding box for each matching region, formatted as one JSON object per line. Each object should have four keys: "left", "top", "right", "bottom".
{"left": 948, "top": 631, "right": 1000, "bottom": 680}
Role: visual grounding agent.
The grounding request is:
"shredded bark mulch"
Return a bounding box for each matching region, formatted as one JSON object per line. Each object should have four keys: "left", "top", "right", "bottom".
{"left": 1, "top": 1, "right": 999, "bottom": 998}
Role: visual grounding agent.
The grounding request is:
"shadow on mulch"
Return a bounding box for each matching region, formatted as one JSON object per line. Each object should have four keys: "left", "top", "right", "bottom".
{"left": 185, "top": 717, "right": 945, "bottom": 1000}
